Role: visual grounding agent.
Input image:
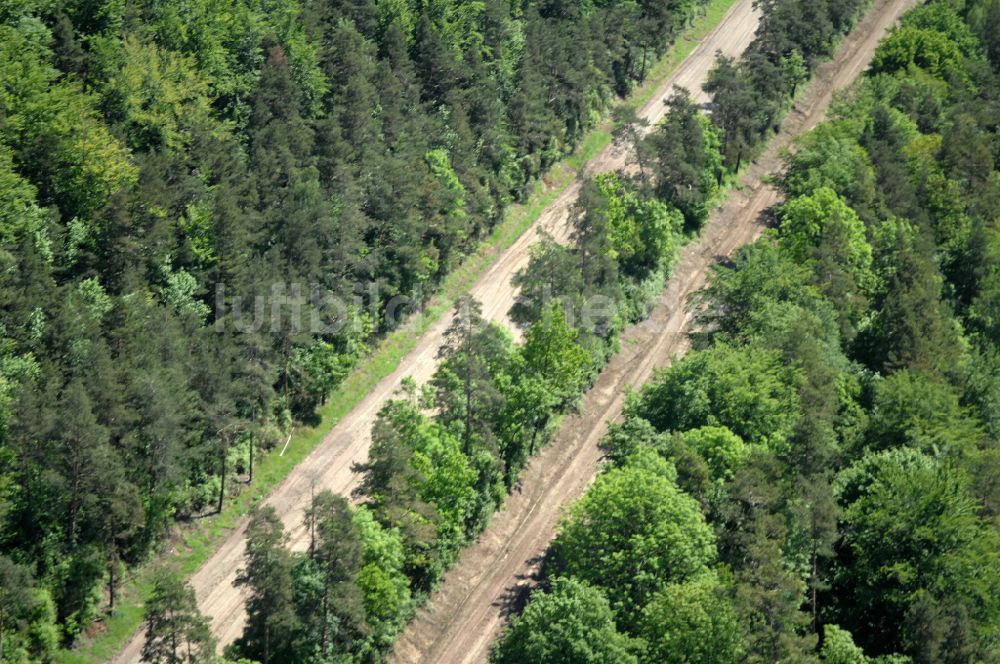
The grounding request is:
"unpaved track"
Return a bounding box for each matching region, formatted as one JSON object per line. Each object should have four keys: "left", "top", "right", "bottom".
{"left": 110, "top": 3, "right": 760, "bottom": 661}
{"left": 389, "top": 0, "right": 917, "bottom": 661}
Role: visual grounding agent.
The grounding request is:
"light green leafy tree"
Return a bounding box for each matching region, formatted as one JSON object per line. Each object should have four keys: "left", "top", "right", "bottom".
{"left": 638, "top": 571, "right": 744, "bottom": 664}
{"left": 594, "top": 172, "right": 680, "bottom": 278}
{"left": 490, "top": 577, "right": 639, "bottom": 664}
{"left": 553, "top": 450, "right": 716, "bottom": 629}
{"left": 354, "top": 507, "right": 411, "bottom": 647}
{"left": 869, "top": 26, "right": 965, "bottom": 80}
{"left": 89, "top": 35, "right": 214, "bottom": 152}
{"left": 680, "top": 425, "right": 751, "bottom": 483}
{"left": 779, "top": 120, "right": 877, "bottom": 213}
{"left": 629, "top": 343, "right": 801, "bottom": 451}
{"left": 498, "top": 301, "right": 589, "bottom": 483}
{"left": 820, "top": 625, "right": 868, "bottom": 664}
{"left": 779, "top": 187, "right": 873, "bottom": 290}
{"left": 900, "top": 2, "right": 980, "bottom": 57}
{"left": 0, "top": 23, "right": 137, "bottom": 221}
{"left": 834, "top": 448, "right": 1000, "bottom": 662}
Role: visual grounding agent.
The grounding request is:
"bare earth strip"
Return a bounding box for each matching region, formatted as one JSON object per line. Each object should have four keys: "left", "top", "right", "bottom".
{"left": 110, "top": 3, "right": 761, "bottom": 661}
{"left": 388, "top": 0, "right": 918, "bottom": 661}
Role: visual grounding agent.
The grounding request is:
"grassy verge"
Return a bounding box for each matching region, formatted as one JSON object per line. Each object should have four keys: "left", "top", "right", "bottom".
{"left": 57, "top": 1, "right": 742, "bottom": 660}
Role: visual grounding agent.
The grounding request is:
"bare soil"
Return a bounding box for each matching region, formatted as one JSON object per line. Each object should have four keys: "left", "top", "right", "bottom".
{"left": 388, "top": 0, "right": 918, "bottom": 661}
{"left": 109, "top": 1, "right": 763, "bottom": 659}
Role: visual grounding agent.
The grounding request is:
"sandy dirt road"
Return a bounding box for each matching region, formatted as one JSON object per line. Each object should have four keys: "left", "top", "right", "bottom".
{"left": 388, "top": 0, "right": 918, "bottom": 661}
{"left": 110, "top": 3, "right": 760, "bottom": 661}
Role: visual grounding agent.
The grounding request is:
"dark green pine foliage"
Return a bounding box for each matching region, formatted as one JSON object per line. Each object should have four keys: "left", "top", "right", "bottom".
{"left": 245, "top": 45, "right": 334, "bottom": 413}
{"left": 860, "top": 232, "right": 965, "bottom": 380}
{"left": 703, "top": 55, "right": 762, "bottom": 172}
{"left": 249, "top": 46, "right": 332, "bottom": 287}
{"left": 302, "top": 492, "right": 370, "bottom": 660}
{"left": 141, "top": 570, "right": 214, "bottom": 664}
{"left": 233, "top": 507, "right": 298, "bottom": 664}
{"left": 0, "top": 556, "right": 44, "bottom": 662}
{"left": 644, "top": 87, "right": 720, "bottom": 231}
{"left": 702, "top": 0, "right": 869, "bottom": 171}
{"left": 432, "top": 297, "right": 511, "bottom": 533}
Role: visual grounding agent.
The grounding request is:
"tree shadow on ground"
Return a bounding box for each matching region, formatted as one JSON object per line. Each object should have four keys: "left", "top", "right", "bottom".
{"left": 492, "top": 548, "right": 556, "bottom": 619}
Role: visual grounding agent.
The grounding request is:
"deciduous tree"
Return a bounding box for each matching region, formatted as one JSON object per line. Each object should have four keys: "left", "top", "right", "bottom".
{"left": 490, "top": 577, "right": 639, "bottom": 664}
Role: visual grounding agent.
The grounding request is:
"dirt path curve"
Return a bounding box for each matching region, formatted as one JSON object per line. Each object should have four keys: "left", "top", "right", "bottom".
{"left": 388, "top": 0, "right": 917, "bottom": 661}
{"left": 110, "top": 4, "right": 760, "bottom": 661}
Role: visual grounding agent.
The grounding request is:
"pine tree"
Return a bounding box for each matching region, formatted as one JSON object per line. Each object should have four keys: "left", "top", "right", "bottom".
{"left": 0, "top": 556, "right": 37, "bottom": 663}
{"left": 646, "top": 87, "right": 719, "bottom": 230}
{"left": 248, "top": 45, "right": 332, "bottom": 284}
{"left": 571, "top": 180, "right": 619, "bottom": 299}
{"left": 53, "top": 380, "right": 113, "bottom": 547}
{"left": 234, "top": 507, "right": 297, "bottom": 664}
{"left": 720, "top": 455, "right": 818, "bottom": 663}
{"left": 246, "top": 45, "right": 334, "bottom": 414}
{"left": 100, "top": 482, "right": 145, "bottom": 614}
{"left": 309, "top": 492, "right": 370, "bottom": 659}
{"left": 704, "top": 55, "right": 759, "bottom": 172}
{"left": 433, "top": 296, "right": 509, "bottom": 456}
{"left": 867, "top": 232, "right": 964, "bottom": 379}
{"left": 142, "top": 570, "right": 214, "bottom": 664}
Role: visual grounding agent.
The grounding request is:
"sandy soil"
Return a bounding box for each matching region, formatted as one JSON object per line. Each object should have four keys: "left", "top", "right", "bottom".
{"left": 110, "top": 2, "right": 761, "bottom": 661}
{"left": 387, "top": 0, "right": 918, "bottom": 661}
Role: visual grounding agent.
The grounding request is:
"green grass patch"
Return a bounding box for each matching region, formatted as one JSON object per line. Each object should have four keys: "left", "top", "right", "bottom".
{"left": 58, "top": 2, "right": 743, "bottom": 661}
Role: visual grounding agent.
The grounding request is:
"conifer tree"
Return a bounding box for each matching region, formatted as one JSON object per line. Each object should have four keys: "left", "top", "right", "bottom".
{"left": 234, "top": 507, "right": 297, "bottom": 664}
{"left": 646, "top": 87, "right": 720, "bottom": 230}
{"left": 309, "top": 492, "right": 370, "bottom": 659}
{"left": 142, "top": 570, "right": 214, "bottom": 664}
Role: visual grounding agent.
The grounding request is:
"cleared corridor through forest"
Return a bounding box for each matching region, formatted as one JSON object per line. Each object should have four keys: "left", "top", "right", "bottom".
{"left": 111, "top": 1, "right": 761, "bottom": 660}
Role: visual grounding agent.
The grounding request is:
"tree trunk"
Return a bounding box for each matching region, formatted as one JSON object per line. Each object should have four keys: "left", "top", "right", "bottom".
{"left": 282, "top": 335, "right": 292, "bottom": 414}
{"left": 108, "top": 551, "right": 117, "bottom": 613}
{"left": 308, "top": 484, "right": 316, "bottom": 558}
{"left": 249, "top": 408, "right": 254, "bottom": 485}
{"left": 171, "top": 617, "right": 178, "bottom": 664}
{"left": 264, "top": 620, "right": 270, "bottom": 664}
{"left": 284, "top": 358, "right": 290, "bottom": 413}
{"left": 464, "top": 331, "right": 474, "bottom": 457}
{"left": 811, "top": 547, "right": 819, "bottom": 631}
{"left": 320, "top": 572, "right": 330, "bottom": 658}
{"left": 69, "top": 473, "right": 81, "bottom": 545}
{"left": 218, "top": 434, "right": 228, "bottom": 514}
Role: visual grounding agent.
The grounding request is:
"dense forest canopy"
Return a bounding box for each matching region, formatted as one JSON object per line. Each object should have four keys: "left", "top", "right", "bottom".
{"left": 492, "top": 0, "right": 1000, "bottom": 662}
{"left": 0, "top": 0, "right": 719, "bottom": 658}
{"left": 4, "top": 0, "right": 999, "bottom": 659}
